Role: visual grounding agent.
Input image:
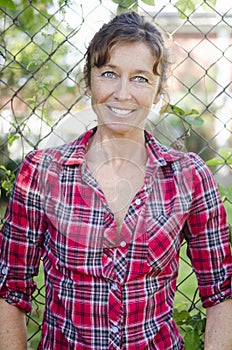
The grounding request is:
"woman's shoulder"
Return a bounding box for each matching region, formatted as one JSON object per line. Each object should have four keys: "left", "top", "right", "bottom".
{"left": 23, "top": 129, "right": 92, "bottom": 167}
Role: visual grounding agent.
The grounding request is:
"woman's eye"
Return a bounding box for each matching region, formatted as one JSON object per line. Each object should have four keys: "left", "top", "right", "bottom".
{"left": 132, "top": 76, "right": 148, "bottom": 83}
{"left": 102, "top": 71, "right": 116, "bottom": 79}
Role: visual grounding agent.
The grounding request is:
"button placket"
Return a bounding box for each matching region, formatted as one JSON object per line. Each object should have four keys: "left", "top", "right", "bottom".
{"left": 120, "top": 240, "right": 126, "bottom": 247}
{"left": 135, "top": 198, "right": 141, "bottom": 205}
{"left": 1, "top": 267, "right": 7, "bottom": 275}
{"left": 111, "top": 326, "right": 118, "bottom": 334}
{"left": 111, "top": 283, "right": 118, "bottom": 291}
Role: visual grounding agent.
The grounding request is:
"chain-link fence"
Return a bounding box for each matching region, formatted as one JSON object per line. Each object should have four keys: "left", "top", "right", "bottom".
{"left": 0, "top": 0, "right": 232, "bottom": 348}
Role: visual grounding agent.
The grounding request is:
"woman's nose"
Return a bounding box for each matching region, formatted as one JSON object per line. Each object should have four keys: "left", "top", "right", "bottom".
{"left": 113, "top": 77, "right": 132, "bottom": 101}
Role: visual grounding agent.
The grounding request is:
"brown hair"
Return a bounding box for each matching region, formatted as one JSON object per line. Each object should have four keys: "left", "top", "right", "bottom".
{"left": 84, "top": 11, "right": 170, "bottom": 96}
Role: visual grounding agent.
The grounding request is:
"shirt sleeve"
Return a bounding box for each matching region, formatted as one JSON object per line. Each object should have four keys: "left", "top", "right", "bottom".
{"left": 0, "top": 151, "right": 47, "bottom": 312}
{"left": 184, "top": 153, "right": 232, "bottom": 308}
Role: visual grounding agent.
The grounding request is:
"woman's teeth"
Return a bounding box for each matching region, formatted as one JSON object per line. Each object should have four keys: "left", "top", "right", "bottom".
{"left": 110, "top": 107, "right": 133, "bottom": 115}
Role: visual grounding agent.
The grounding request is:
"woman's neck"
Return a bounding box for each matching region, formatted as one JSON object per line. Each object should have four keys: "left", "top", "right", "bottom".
{"left": 86, "top": 127, "right": 147, "bottom": 168}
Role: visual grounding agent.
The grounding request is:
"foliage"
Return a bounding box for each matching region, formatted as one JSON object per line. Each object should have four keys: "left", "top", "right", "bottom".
{"left": 0, "top": 0, "right": 67, "bottom": 11}
{"left": 218, "top": 185, "right": 232, "bottom": 244}
{"left": 0, "top": 0, "right": 15, "bottom": 10}
{"left": 109, "top": 0, "right": 217, "bottom": 17}
{"left": 174, "top": 302, "right": 206, "bottom": 350}
{"left": 174, "top": 0, "right": 217, "bottom": 18}
{"left": 166, "top": 105, "right": 204, "bottom": 127}
{"left": 206, "top": 148, "right": 232, "bottom": 166}
{"left": 111, "top": 0, "right": 154, "bottom": 13}
{"left": 0, "top": 0, "right": 218, "bottom": 16}
{"left": 0, "top": 165, "right": 15, "bottom": 197}
{"left": 0, "top": 0, "right": 79, "bottom": 109}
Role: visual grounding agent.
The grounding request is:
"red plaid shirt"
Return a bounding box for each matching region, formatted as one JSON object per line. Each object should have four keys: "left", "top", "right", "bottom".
{"left": 0, "top": 128, "right": 231, "bottom": 350}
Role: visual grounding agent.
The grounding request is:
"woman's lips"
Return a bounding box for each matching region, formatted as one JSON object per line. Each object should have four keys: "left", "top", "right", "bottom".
{"left": 108, "top": 106, "right": 135, "bottom": 116}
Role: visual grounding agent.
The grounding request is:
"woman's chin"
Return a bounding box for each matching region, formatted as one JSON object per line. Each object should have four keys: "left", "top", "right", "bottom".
{"left": 98, "top": 121, "right": 144, "bottom": 136}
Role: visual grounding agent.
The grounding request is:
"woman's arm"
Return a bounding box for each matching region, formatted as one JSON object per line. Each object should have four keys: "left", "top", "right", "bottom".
{"left": 204, "top": 299, "right": 232, "bottom": 350}
{"left": 0, "top": 298, "right": 27, "bottom": 350}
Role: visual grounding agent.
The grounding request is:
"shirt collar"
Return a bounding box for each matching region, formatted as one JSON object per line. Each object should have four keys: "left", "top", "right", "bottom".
{"left": 144, "top": 129, "right": 185, "bottom": 166}
{"left": 55, "top": 128, "right": 97, "bottom": 166}
{"left": 55, "top": 127, "right": 185, "bottom": 166}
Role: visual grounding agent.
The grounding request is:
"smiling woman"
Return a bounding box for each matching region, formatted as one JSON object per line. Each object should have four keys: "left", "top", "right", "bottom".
{"left": 87, "top": 41, "right": 160, "bottom": 137}
{"left": 0, "top": 10, "right": 231, "bottom": 350}
{"left": 83, "top": 11, "right": 169, "bottom": 141}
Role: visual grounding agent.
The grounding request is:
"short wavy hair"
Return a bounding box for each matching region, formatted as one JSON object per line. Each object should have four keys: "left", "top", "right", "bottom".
{"left": 84, "top": 11, "right": 170, "bottom": 97}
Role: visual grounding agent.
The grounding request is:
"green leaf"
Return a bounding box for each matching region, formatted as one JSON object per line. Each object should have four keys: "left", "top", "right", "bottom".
{"left": 206, "top": 157, "right": 225, "bottom": 166}
{"left": 218, "top": 184, "right": 228, "bottom": 199}
{"left": 116, "top": 2, "right": 138, "bottom": 13}
{"left": 174, "top": 309, "right": 190, "bottom": 324}
{"left": 25, "top": 97, "right": 37, "bottom": 103}
{"left": 2, "top": 180, "right": 11, "bottom": 191}
{"left": 218, "top": 147, "right": 232, "bottom": 162}
{"left": 175, "top": 301, "right": 189, "bottom": 309}
{"left": 141, "top": 0, "right": 155, "bottom": 6}
{"left": 201, "top": 0, "right": 217, "bottom": 14}
{"left": 0, "top": 165, "right": 7, "bottom": 173}
{"left": 111, "top": 0, "right": 136, "bottom": 7}
{"left": 58, "top": 0, "right": 68, "bottom": 5}
{"left": 175, "top": 0, "right": 196, "bottom": 19}
{"left": 185, "top": 108, "right": 199, "bottom": 116}
{"left": 7, "top": 134, "right": 19, "bottom": 147}
{"left": 185, "top": 116, "right": 204, "bottom": 126}
{"left": 184, "top": 329, "right": 196, "bottom": 350}
{"left": 206, "top": 148, "right": 232, "bottom": 167}
{"left": 208, "top": 0, "right": 217, "bottom": 5}
{"left": 0, "top": 0, "right": 16, "bottom": 10}
{"left": 167, "top": 105, "right": 185, "bottom": 116}
{"left": 218, "top": 185, "right": 232, "bottom": 204}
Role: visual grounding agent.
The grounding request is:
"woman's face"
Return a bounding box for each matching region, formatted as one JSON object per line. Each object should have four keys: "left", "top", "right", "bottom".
{"left": 87, "top": 41, "right": 160, "bottom": 137}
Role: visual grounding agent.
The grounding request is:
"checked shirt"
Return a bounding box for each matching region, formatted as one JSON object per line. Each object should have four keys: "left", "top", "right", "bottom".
{"left": 0, "top": 128, "right": 231, "bottom": 349}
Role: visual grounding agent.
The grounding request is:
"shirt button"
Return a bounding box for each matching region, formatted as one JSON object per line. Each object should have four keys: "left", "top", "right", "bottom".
{"left": 112, "top": 284, "right": 118, "bottom": 291}
{"left": 1, "top": 267, "right": 7, "bottom": 275}
{"left": 112, "top": 326, "right": 118, "bottom": 333}
{"left": 120, "top": 240, "right": 126, "bottom": 247}
{"left": 135, "top": 198, "right": 141, "bottom": 205}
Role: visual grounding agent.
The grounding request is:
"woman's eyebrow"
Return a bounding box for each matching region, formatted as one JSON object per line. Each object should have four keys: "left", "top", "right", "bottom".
{"left": 99, "top": 64, "right": 154, "bottom": 77}
{"left": 134, "top": 69, "right": 154, "bottom": 77}
{"left": 99, "top": 64, "right": 117, "bottom": 70}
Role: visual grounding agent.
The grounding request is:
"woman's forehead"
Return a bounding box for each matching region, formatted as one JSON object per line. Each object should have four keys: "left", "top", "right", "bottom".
{"left": 91, "top": 38, "right": 155, "bottom": 63}
{"left": 106, "top": 42, "right": 156, "bottom": 68}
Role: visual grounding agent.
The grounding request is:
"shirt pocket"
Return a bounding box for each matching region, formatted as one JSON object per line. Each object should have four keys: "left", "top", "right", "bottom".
{"left": 146, "top": 213, "right": 186, "bottom": 272}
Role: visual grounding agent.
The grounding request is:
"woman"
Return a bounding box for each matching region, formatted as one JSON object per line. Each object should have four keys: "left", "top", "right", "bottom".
{"left": 0, "top": 11, "right": 231, "bottom": 350}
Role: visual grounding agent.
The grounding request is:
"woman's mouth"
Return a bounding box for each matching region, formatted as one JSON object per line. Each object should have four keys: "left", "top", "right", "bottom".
{"left": 109, "top": 106, "right": 135, "bottom": 116}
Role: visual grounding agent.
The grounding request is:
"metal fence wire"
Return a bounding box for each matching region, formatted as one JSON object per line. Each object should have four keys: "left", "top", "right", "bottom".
{"left": 0, "top": 0, "right": 232, "bottom": 348}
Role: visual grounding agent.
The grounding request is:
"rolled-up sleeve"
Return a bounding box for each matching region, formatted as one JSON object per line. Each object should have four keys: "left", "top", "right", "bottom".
{"left": 184, "top": 153, "right": 232, "bottom": 308}
{"left": 0, "top": 151, "right": 47, "bottom": 312}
